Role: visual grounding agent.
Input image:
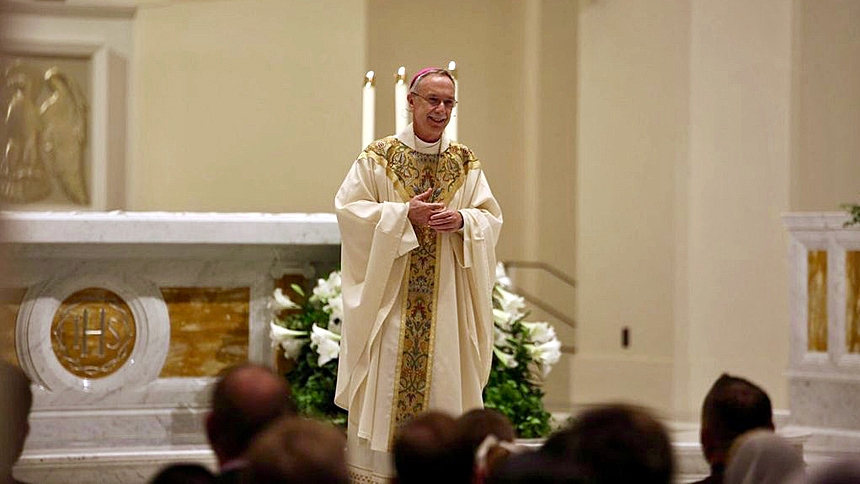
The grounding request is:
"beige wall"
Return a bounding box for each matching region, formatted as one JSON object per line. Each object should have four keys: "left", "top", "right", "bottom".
{"left": 126, "top": 0, "right": 859, "bottom": 420}
{"left": 684, "top": 0, "right": 793, "bottom": 416}
{"left": 575, "top": 0, "right": 794, "bottom": 418}
{"left": 792, "top": 0, "right": 860, "bottom": 211}
{"left": 131, "top": 0, "right": 365, "bottom": 212}
{"left": 575, "top": 0, "right": 690, "bottom": 412}
{"left": 366, "top": 0, "right": 530, "bottom": 262}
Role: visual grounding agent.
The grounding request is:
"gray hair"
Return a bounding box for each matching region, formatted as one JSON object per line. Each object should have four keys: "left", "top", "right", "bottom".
{"left": 409, "top": 68, "right": 454, "bottom": 94}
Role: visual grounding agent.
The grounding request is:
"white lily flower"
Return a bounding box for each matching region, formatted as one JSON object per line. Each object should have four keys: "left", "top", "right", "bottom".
{"left": 310, "top": 324, "right": 341, "bottom": 366}
{"left": 521, "top": 321, "right": 557, "bottom": 345}
{"left": 493, "top": 347, "right": 518, "bottom": 369}
{"left": 493, "top": 325, "right": 511, "bottom": 349}
{"left": 495, "top": 263, "right": 512, "bottom": 288}
{"left": 494, "top": 286, "right": 526, "bottom": 321}
{"left": 526, "top": 339, "right": 562, "bottom": 368}
{"left": 311, "top": 271, "right": 342, "bottom": 303}
{"left": 280, "top": 339, "right": 306, "bottom": 360}
{"left": 324, "top": 293, "right": 344, "bottom": 330}
{"left": 269, "top": 321, "right": 308, "bottom": 342}
{"left": 493, "top": 308, "right": 513, "bottom": 330}
{"left": 269, "top": 322, "right": 308, "bottom": 360}
{"left": 269, "top": 287, "right": 300, "bottom": 311}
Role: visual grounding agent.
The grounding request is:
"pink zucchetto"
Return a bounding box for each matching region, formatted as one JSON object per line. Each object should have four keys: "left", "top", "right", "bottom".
{"left": 409, "top": 67, "right": 454, "bottom": 90}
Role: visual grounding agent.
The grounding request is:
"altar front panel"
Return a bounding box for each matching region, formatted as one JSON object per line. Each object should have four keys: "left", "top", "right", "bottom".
{"left": 0, "top": 212, "right": 340, "bottom": 483}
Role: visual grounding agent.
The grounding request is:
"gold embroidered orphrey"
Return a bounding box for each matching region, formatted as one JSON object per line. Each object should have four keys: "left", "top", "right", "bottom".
{"left": 362, "top": 137, "right": 481, "bottom": 445}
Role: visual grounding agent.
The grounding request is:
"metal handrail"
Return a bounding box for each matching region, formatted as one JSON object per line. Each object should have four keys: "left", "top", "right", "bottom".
{"left": 503, "top": 260, "right": 577, "bottom": 289}
{"left": 502, "top": 260, "right": 577, "bottom": 353}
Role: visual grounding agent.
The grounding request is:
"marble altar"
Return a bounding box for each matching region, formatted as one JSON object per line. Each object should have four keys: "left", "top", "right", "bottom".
{"left": 783, "top": 212, "right": 860, "bottom": 465}
{"left": 0, "top": 211, "right": 340, "bottom": 483}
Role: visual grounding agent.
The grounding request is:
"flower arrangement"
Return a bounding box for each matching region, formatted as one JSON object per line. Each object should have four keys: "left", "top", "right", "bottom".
{"left": 269, "top": 264, "right": 561, "bottom": 438}
{"left": 844, "top": 201, "right": 860, "bottom": 227}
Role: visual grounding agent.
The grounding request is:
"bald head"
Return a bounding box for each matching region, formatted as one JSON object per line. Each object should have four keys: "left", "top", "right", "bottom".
{"left": 207, "top": 363, "right": 295, "bottom": 465}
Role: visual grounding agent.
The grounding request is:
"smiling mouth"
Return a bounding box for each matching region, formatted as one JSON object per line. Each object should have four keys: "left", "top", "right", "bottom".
{"left": 429, "top": 115, "right": 447, "bottom": 123}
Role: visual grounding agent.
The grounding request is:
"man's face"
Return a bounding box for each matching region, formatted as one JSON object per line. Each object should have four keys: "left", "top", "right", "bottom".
{"left": 408, "top": 74, "right": 455, "bottom": 142}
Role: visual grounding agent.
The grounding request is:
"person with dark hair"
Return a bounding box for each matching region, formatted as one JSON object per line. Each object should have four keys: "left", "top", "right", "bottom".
{"left": 205, "top": 363, "right": 295, "bottom": 482}
{"left": 454, "top": 408, "right": 517, "bottom": 484}
{"left": 244, "top": 416, "right": 348, "bottom": 484}
{"left": 0, "top": 360, "right": 33, "bottom": 484}
{"left": 487, "top": 451, "right": 583, "bottom": 484}
{"left": 392, "top": 411, "right": 464, "bottom": 484}
{"left": 150, "top": 463, "right": 215, "bottom": 484}
{"left": 335, "top": 66, "right": 503, "bottom": 482}
{"left": 540, "top": 403, "right": 674, "bottom": 484}
{"left": 695, "top": 373, "right": 775, "bottom": 484}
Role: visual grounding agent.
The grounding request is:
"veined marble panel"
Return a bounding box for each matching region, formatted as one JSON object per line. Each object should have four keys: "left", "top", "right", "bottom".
{"left": 788, "top": 375, "right": 860, "bottom": 430}
{"left": 14, "top": 446, "right": 217, "bottom": 484}
{"left": 808, "top": 250, "right": 828, "bottom": 352}
{"left": 0, "top": 288, "right": 25, "bottom": 365}
{"left": 160, "top": 287, "right": 250, "bottom": 378}
{"left": 847, "top": 251, "right": 860, "bottom": 354}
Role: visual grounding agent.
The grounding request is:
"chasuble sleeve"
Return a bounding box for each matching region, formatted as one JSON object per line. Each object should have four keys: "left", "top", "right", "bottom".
{"left": 456, "top": 168, "right": 503, "bottom": 386}
{"left": 333, "top": 155, "right": 419, "bottom": 410}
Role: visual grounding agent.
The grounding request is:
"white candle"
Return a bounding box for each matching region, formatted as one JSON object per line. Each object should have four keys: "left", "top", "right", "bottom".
{"left": 445, "top": 60, "right": 458, "bottom": 142}
{"left": 395, "top": 66, "right": 408, "bottom": 134}
{"left": 362, "top": 71, "right": 375, "bottom": 149}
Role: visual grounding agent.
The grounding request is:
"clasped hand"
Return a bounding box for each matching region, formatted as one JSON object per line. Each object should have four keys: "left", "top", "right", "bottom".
{"left": 408, "top": 187, "right": 463, "bottom": 233}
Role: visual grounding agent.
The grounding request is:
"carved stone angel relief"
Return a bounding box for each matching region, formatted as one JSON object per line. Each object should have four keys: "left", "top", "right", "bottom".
{"left": 1, "top": 60, "right": 89, "bottom": 206}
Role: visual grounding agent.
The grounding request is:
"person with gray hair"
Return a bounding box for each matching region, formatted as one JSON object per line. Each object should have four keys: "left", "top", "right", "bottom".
{"left": 335, "top": 67, "right": 503, "bottom": 483}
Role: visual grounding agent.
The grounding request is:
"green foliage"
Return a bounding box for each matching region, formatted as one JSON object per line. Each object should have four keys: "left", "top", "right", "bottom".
{"left": 483, "top": 320, "right": 552, "bottom": 438}
{"left": 276, "top": 283, "right": 348, "bottom": 427}
{"left": 288, "top": 342, "right": 347, "bottom": 427}
{"left": 843, "top": 203, "right": 860, "bottom": 227}
{"left": 273, "top": 278, "right": 554, "bottom": 438}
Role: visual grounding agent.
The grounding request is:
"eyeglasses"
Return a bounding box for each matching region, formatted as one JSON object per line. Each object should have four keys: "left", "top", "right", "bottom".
{"left": 411, "top": 92, "right": 458, "bottom": 110}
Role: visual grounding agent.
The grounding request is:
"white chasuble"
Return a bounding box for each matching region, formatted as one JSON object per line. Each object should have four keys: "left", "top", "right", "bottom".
{"left": 334, "top": 125, "right": 502, "bottom": 482}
